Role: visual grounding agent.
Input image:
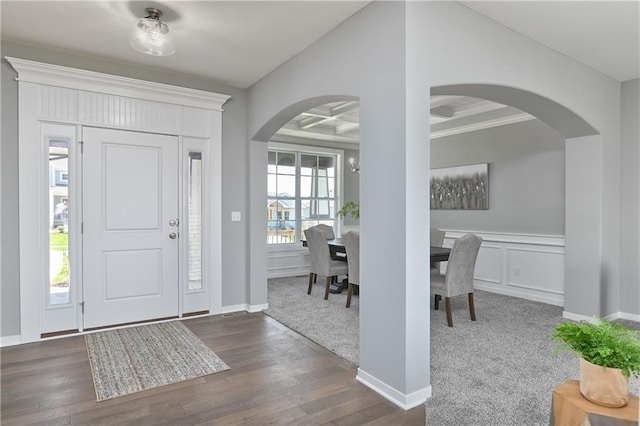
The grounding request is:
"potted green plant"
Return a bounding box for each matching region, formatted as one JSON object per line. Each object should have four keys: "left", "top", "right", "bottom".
{"left": 337, "top": 201, "right": 359, "bottom": 220}
{"left": 551, "top": 317, "right": 640, "bottom": 407}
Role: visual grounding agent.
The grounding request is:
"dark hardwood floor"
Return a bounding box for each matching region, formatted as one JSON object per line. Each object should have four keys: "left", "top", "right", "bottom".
{"left": 1, "top": 312, "right": 424, "bottom": 425}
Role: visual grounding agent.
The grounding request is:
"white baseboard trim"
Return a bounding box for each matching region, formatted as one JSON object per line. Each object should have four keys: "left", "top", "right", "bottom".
{"left": 0, "top": 335, "right": 21, "bottom": 347}
{"left": 220, "top": 304, "right": 249, "bottom": 314}
{"left": 356, "top": 368, "right": 431, "bottom": 410}
{"left": 474, "top": 282, "right": 563, "bottom": 307}
{"left": 562, "top": 311, "right": 597, "bottom": 323}
{"left": 248, "top": 303, "right": 269, "bottom": 313}
{"left": 604, "top": 312, "right": 640, "bottom": 322}
{"left": 564, "top": 311, "right": 640, "bottom": 323}
{"left": 220, "top": 303, "right": 268, "bottom": 315}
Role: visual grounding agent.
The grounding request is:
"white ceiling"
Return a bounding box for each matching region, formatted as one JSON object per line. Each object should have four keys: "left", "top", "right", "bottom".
{"left": 460, "top": 1, "right": 640, "bottom": 82}
{"left": 0, "top": 1, "right": 370, "bottom": 89}
{"left": 2, "top": 1, "right": 637, "bottom": 145}
{"left": 2, "top": 1, "right": 638, "bottom": 88}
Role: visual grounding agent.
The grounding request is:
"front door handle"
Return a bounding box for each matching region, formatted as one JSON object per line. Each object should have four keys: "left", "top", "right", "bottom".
{"left": 169, "top": 232, "right": 177, "bottom": 239}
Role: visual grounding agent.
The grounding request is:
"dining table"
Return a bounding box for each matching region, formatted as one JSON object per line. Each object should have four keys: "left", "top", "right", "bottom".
{"left": 302, "top": 238, "right": 451, "bottom": 292}
{"left": 308, "top": 238, "right": 451, "bottom": 261}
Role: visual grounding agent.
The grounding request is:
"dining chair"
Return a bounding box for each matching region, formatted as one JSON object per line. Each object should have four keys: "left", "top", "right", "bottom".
{"left": 342, "top": 231, "right": 359, "bottom": 308}
{"left": 430, "top": 227, "right": 446, "bottom": 274}
{"left": 304, "top": 226, "right": 348, "bottom": 299}
{"left": 315, "top": 224, "right": 335, "bottom": 240}
{"left": 430, "top": 233, "right": 482, "bottom": 327}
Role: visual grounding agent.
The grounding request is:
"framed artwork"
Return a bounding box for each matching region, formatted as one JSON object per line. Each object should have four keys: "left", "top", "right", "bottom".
{"left": 430, "top": 163, "right": 489, "bottom": 210}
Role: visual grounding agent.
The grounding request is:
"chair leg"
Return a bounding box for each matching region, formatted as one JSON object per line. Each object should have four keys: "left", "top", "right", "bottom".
{"left": 434, "top": 294, "right": 441, "bottom": 310}
{"left": 307, "top": 273, "right": 314, "bottom": 295}
{"left": 346, "top": 282, "right": 353, "bottom": 308}
{"left": 445, "top": 297, "right": 453, "bottom": 327}
{"left": 468, "top": 292, "right": 476, "bottom": 321}
{"left": 324, "top": 276, "right": 332, "bottom": 300}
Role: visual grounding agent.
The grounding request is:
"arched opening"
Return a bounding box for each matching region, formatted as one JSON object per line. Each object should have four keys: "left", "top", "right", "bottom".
{"left": 250, "top": 95, "right": 361, "bottom": 363}
{"left": 430, "top": 84, "right": 602, "bottom": 319}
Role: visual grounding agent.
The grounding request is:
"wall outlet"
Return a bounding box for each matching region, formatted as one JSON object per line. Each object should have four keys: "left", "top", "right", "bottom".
{"left": 231, "top": 211, "right": 241, "bottom": 222}
{"left": 514, "top": 266, "right": 521, "bottom": 276}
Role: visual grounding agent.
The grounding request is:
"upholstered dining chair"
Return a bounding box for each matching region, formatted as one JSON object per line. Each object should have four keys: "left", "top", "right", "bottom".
{"left": 430, "top": 233, "right": 482, "bottom": 327}
{"left": 430, "top": 227, "right": 446, "bottom": 274}
{"left": 315, "top": 224, "right": 335, "bottom": 240}
{"left": 342, "top": 231, "right": 359, "bottom": 308}
{"left": 304, "top": 226, "right": 348, "bottom": 300}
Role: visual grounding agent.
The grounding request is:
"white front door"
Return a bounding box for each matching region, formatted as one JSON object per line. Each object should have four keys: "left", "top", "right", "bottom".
{"left": 82, "top": 127, "right": 179, "bottom": 329}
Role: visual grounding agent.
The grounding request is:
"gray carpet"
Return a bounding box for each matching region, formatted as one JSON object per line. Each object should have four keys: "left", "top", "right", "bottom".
{"left": 85, "top": 321, "right": 229, "bottom": 401}
{"left": 266, "top": 276, "right": 639, "bottom": 426}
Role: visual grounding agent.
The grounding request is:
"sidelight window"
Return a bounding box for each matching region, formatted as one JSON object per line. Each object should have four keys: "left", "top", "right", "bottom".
{"left": 49, "top": 139, "right": 70, "bottom": 305}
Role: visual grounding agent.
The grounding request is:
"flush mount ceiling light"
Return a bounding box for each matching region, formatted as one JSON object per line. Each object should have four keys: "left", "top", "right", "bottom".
{"left": 130, "top": 7, "right": 175, "bottom": 57}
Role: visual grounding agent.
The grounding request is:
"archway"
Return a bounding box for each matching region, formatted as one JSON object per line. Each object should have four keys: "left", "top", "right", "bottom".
{"left": 431, "top": 83, "right": 603, "bottom": 319}
{"left": 248, "top": 94, "right": 360, "bottom": 311}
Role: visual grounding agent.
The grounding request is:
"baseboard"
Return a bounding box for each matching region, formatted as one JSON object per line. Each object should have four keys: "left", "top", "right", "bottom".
{"left": 604, "top": 312, "right": 640, "bottom": 323}
{"left": 474, "top": 282, "right": 563, "bottom": 307}
{"left": 248, "top": 303, "right": 268, "bottom": 313}
{"left": 220, "top": 304, "right": 250, "bottom": 315}
{"left": 564, "top": 311, "right": 640, "bottom": 324}
{"left": 0, "top": 335, "right": 21, "bottom": 347}
{"left": 356, "top": 368, "right": 431, "bottom": 410}
{"left": 562, "top": 312, "right": 597, "bottom": 323}
{"left": 220, "top": 303, "right": 268, "bottom": 315}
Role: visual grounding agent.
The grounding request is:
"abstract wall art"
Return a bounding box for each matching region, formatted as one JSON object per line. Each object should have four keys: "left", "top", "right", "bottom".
{"left": 430, "top": 163, "right": 489, "bottom": 210}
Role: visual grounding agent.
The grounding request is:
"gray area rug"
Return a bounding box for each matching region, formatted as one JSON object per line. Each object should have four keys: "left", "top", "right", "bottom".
{"left": 85, "top": 321, "right": 229, "bottom": 401}
{"left": 267, "top": 276, "right": 639, "bottom": 426}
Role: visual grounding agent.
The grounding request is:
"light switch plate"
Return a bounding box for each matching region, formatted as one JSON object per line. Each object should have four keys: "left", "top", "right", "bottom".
{"left": 231, "top": 211, "right": 241, "bottom": 222}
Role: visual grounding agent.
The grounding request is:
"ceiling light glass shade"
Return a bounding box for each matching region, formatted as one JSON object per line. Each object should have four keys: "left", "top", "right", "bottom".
{"left": 130, "top": 14, "right": 175, "bottom": 56}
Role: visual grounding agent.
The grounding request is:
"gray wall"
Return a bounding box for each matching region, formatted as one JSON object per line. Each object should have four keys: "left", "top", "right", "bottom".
{"left": 430, "top": 119, "right": 565, "bottom": 235}
{"left": 0, "top": 40, "right": 250, "bottom": 336}
{"left": 342, "top": 148, "right": 360, "bottom": 228}
{"left": 248, "top": 2, "right": 430, "bottom": 396}
{"left": 1, "top": 48, "right": 20, "bottom": 337}
{"left": 620, "top": 78, "right": 640, "bottom": 316}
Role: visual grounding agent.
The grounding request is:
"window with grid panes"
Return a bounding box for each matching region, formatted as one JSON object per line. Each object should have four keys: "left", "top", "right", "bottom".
{"left": 267, "top": 149, "right": 337, "bottom": 244}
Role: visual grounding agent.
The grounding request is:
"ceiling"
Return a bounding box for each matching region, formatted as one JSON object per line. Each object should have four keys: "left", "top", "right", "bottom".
{"left": 2, "top": 1, "right": 638, "bottom": 89}
{"left": 2, "top": 1, "right": 637, "bottom": 145}
{"left": 0, "top": 1, "right": 370, "bottom": 89}
{"left": 270, "top": 97, "right": 535, "bottom": 146}
{"left": 460, "top": 1, "right": 640, "bottom": 82}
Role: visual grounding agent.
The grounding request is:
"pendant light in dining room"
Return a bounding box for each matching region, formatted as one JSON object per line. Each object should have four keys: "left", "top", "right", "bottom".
{"left": 130, "top": 7, "right": 175, "bottom": 57}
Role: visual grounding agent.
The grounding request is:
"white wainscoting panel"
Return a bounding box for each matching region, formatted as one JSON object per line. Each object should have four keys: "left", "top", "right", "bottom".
{"left": 267, "top": 245, "right": 310, "bottom": 278}
{"left": 268, "top": 229, "right": 565, "bottom": 306}
{"left": 443, "top": 230, "right": 565, "bottom": 306}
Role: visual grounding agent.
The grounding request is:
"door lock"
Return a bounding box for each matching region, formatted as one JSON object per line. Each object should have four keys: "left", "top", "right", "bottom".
{"left": 169, "top": 219, "right": 179, "bottom": 227}
{"left": 169, "top": 232, "right": 177, "bottom": 239}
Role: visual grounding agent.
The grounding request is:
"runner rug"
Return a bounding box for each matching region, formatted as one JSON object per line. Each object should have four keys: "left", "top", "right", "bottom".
{"left": 85, "top": 321, "right": 229, "bottom": 401}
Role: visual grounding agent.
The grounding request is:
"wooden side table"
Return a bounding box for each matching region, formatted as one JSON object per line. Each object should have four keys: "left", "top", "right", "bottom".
{"left": 550, "top": 380, "right": 639, "bottom": 425}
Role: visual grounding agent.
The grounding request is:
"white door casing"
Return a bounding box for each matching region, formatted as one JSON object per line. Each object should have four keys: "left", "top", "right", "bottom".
{"left": 83, "top": 128, "right": 180, "bottom": 328}
{"left": 9, "top": 57, "right": 228, "bottom": 343}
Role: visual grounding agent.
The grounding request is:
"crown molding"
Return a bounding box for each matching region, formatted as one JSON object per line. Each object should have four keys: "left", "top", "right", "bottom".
{"left": 5, "top": 57, "right": 230, "bottom": 111}
{"left": 430, "top": 113, "right": 535, "bottom": 139}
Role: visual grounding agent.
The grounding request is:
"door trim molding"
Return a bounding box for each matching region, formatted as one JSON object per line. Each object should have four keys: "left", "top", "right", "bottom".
{"left": 7, "top": 57, "right": 229, "bottom": 343}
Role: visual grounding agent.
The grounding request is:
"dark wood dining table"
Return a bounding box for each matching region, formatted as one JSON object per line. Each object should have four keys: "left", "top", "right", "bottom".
{"left": 303, "top": 238, "right": 451, "bottom": 262}
{"left": 303, "top": 238, "right": 451, "bottom": 293}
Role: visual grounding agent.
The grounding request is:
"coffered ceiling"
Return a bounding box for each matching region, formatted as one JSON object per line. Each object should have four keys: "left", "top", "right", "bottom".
{"left": 271, "top": 97, "right": 535, "bottom": 146}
